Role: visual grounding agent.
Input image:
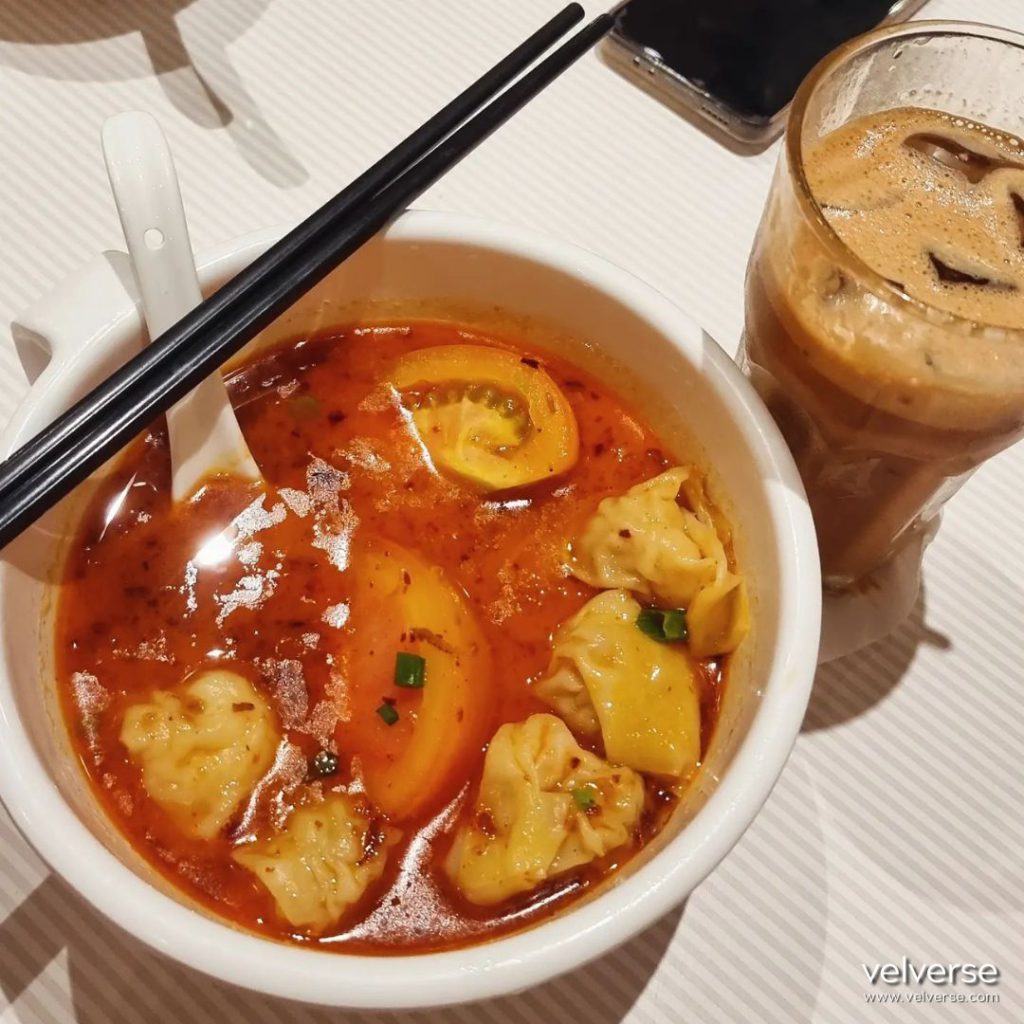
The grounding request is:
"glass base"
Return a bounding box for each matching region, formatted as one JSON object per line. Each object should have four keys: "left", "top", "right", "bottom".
{"left": 817, "top": 515, "right": 940, "bottom": 663}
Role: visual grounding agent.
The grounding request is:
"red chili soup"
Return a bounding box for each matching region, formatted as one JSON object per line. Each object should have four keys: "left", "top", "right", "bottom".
{"left": 56, "top": 320, "right": 740, "bottom": 952}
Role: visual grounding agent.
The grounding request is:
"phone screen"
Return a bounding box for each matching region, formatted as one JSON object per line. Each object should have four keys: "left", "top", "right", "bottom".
{"left": 616, "top": 0, "right": 918, "bottom": 122}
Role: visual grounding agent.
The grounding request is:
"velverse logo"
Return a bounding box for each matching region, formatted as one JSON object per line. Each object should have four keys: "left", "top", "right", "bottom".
{"left": 862, "top": 958, "right": 1000, "bottom": 987}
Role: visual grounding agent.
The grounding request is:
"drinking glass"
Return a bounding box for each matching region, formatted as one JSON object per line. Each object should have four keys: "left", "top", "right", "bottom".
{"left": 741, "top": 22, "right": 1024, "bottom": 589}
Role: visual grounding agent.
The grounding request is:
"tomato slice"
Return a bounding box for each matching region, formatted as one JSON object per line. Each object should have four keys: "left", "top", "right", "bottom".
{"left": 389, "top": 344, "right": 579, "bottom": 491}
{"left": 341, "top": 537, "right": 493, "bottom": 821}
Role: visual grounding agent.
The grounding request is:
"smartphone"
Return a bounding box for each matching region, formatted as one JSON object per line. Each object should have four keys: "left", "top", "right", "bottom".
{"left": 607, "top": 0, "right": 930, "bottom": 146}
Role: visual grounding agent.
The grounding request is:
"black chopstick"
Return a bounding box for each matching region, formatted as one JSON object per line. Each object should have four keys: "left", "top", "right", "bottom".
{"left": 0, "top": 9, "right": 612, "bottom": 550}
{"left": 0, "top": 2, "right": 585, "bottom": 493}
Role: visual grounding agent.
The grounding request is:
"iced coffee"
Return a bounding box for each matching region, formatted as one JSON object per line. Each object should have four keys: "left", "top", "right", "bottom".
{"left": 743, "top": 26, "right": 1024, "bottom": 588}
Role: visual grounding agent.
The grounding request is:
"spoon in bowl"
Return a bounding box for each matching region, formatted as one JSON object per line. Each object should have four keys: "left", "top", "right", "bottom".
{"left": 102, "top": 110, "right": 261, "bottom": 502}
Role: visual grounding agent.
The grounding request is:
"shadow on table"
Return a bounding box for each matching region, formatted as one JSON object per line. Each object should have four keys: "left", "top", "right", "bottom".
{"left": 0, "top": 873, "right": 681, "bottom": 1023}
{"left": 0, "top": 0, "right": 306, "bottom": 187}
{"left": 801, "top": 583, "right": 950, "bottom": 733}
{"left": 803, "top": 545, "right": 1024, "bottom": 915}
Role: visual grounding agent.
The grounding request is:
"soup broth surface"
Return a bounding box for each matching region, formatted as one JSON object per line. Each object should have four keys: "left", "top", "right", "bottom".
{"left": 56, "top": 321, "right": 728, "bottom": 952}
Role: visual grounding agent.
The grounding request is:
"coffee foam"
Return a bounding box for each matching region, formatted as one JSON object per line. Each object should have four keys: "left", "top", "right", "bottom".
{"left": 807, "top": 107, "right": 1024, "bottom": 329}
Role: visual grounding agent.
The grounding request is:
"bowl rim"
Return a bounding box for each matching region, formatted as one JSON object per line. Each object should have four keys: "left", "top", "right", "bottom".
{"left": 0, "top": 209, "right": 821, "bottom": 1008}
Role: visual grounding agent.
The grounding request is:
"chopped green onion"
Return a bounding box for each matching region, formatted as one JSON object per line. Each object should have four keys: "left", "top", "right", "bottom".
{"left": 636, "top": 607, "right": 665, "bottom": 640}
{"left": 394, "top": 651, "right": 426, "bottom": 688}
{"left": 572, "top": 786, "right": 597, "bottom": 812}
{"left": 662, "top": 608, "right": 687, "bottom": 641}
{"left": 636, "top": 606, "right": 689, "bottom": 644}
{"left": 376, "top": 702, "right": 399, "bottom": 726}
{"left": 311, "top": 749, "right": 339, "bottom": 777}
{"left": 288, "top": 395, "right": 321, "bottom": 420}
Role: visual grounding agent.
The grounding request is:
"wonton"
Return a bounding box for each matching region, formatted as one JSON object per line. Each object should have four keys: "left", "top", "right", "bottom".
{"left": 445, "top": 714, "right": 644, "bottom": 906}
{"left": 570, "top": 467, "right": 749, "bottom": 656}
{"left": 234, "top": 794, "right": 399, "bottom": 931}
{"left": 120, "top": 669, "right": 278, "bottom": 839}
{"left": 535, "top": 589, "right": 702, "bottom": 777}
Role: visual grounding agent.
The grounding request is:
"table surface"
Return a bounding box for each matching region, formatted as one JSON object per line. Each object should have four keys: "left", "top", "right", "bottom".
{"left": 1, "top": 1, "right": 1022, "bottom": 1021}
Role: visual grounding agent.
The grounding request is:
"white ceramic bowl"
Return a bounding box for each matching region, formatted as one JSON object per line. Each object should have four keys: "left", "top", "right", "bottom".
{"left": 0, "top": 211, "right": 820, "bottom": 1009}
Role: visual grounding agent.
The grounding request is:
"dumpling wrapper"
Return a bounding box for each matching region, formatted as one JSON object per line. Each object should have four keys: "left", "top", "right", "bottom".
{"left": 570, "top": 467, "right": 750, "bottom": 656}
{"left": 536, "top": 589, "right": 702, "bottom": 777}
{"left": 120, "top": 669, "right": 278, "bottom": 839}
{"left": 233, "top": 794, "right": 399, "bottom": 932}
{"left": 444, "top": 713, "right": 644, "bottom": 906}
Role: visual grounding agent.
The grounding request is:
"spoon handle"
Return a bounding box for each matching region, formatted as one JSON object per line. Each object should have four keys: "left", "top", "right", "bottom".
{"left": 102, "top": 111, "right": 261, "bottom": 501}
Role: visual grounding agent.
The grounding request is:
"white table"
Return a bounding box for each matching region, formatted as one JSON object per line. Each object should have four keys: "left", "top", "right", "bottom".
{"left": 0, "top": 2, "right": 1021, "bottom": 1021}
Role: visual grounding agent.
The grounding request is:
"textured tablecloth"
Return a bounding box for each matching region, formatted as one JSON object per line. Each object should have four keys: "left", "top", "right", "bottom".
{"left": 0, "top": 1, "right": 1021, "bottom": 1021}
